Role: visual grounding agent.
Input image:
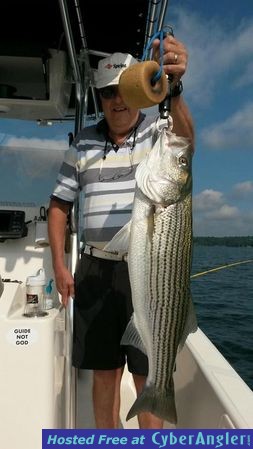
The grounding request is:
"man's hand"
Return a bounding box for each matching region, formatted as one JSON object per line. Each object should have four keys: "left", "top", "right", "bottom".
{"left": 152, "top": 34, "right": 188, "bottom": 82}
{"left": 54, "top": 264, "right": 75, "bottom": 307}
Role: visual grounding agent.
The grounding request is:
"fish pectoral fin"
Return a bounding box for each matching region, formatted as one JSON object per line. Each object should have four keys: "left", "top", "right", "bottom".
{"left": 121, "top": 315, "right": 147, "bottom": 355}
{"left": 127, "top": 384, "right": 177, "bottom": 424}
{"left": 178, "top": 296, "right": 198, "bottom": 352}
{"left": 103, "top": 220, "right": 132, "bottom": 253}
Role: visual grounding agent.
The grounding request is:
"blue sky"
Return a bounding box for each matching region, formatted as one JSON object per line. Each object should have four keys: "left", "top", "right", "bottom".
{"left": 167, "top": 0, "right": 253, "bottom": 236}
{"left": 0, "top": 0, "right": 253, "bottom": 236}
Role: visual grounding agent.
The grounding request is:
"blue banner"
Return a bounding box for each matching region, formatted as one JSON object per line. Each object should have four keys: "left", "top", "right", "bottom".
{"left": 42, "top": 429, "right": 253, "bottom": 449}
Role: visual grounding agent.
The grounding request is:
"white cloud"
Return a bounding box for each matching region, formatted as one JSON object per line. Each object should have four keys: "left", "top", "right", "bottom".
{"left": 205, "top": 204, "right": 240, "bottom": 220}
{"left": 193, "top": 186, "right": 252, "bottom": 236}
{"left": 193, "top": 189, "right": 224, "bottom": 211}
{"left": 231, "top": 181, "right": 253, "bottom": 199}
{"left": 200, "top": 102, "right": 253, "bottom": 149}
{"left": 193, "top": 211, "right": 253, "bottom": 237}
{"left": 234, "top": 61, "right": 253, "bottom": 88}
{"left": 6, "top": 136, "right": 68, "bottom": 151}
{"left": 171, "top": 8, "right": 253, "bottom": 105}
{"left": 166, "top": 9, "right": 253, "bottom": 151}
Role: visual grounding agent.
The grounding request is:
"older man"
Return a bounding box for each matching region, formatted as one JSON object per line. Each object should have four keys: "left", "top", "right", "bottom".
{"left": 48, "top": 34, "right": 194, "bottom": 428}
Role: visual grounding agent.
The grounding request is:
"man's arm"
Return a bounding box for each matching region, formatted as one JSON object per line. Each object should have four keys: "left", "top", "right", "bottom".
{"left": 48, "top": 198, "right": 74, "bottom": 307}
{"left": 170, "top": 96, "right": 194, "bottom": 144}
{"left": 153, "top": 34, "right": 194, "bottom": 145}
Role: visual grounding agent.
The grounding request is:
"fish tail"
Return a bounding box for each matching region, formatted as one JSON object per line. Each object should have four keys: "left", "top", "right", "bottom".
{"left": 126, "top": 385, "right": 177, "bottom": 424}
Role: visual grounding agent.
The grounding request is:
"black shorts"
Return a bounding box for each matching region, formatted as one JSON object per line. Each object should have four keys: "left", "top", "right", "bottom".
{"left": 72, "top": 253, "right": 148, "bottom": 376}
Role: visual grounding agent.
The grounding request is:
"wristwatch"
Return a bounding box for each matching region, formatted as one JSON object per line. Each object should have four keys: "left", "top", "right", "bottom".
{"left": 170, "top": 80, "right": 183, "bottom": 97}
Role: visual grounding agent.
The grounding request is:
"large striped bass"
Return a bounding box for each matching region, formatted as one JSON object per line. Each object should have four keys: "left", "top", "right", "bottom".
{"left": 104, "top": 118, "right": 197, "bottom": 423}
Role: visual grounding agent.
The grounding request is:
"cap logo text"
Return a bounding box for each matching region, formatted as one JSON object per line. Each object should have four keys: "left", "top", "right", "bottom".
{"left": 104, "top": 63, "right": 127, "bottom": 69}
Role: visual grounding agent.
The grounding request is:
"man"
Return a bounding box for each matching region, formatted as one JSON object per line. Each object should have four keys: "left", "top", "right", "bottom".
{"left": 48, "top": 34, "right": 194, "bottom": 428}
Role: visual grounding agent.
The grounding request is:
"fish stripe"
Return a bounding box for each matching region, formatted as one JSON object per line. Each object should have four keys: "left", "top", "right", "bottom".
{"left": 148, "top": 196, "right": 192, "bottom": 390}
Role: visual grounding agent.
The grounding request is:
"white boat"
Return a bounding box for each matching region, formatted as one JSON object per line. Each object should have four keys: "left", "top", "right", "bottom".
{"left": 0, "top": 1, "right": 253, "bottom": 448}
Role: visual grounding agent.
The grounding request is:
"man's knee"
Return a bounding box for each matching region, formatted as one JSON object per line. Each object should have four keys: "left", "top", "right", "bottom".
{"left": 93, "top": 367, "right": 124, "bottom": 385}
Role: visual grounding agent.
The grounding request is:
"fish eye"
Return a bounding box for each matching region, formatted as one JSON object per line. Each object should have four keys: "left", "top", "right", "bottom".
{"left": 179, "top": 156, "right": 188, "bottom": 166}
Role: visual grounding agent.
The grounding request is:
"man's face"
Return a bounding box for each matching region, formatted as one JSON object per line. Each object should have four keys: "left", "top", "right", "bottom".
{"left": 99, "top": 85, "right": 139, "bottom": 136}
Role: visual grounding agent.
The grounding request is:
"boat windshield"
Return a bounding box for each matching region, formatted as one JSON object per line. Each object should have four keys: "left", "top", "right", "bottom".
{"left": 0, "top": 137, "right": 67, "bottom": 207}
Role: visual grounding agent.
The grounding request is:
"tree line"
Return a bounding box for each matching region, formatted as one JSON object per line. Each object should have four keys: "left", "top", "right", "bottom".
{"left": 193, "top": 236, "right": 253, "bottom": 247}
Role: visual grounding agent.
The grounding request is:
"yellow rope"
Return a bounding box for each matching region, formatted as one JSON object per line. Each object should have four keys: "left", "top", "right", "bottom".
{"left": 191, "top": 259, "right": 253, "bottom": 279}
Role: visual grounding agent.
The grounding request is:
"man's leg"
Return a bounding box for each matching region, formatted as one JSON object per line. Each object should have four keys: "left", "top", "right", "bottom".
{"left": 93, "top": 367, "right": 124, "bottom": 428}
{"left": 133, "top": 373, "right": 163, "bottom": 429}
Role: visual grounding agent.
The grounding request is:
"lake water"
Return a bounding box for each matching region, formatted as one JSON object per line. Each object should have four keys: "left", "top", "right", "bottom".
{"left": 191, "top": 245, "right": 253, "bottom": 391}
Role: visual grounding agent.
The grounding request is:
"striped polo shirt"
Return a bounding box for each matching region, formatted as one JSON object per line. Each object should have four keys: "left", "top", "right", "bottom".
{"left": 51, "top": 112, "right": 160, "bottom": 248}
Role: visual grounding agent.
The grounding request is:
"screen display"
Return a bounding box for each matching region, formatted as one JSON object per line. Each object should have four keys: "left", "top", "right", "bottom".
{"left": 0, "top": 212, "right": 11, "bottom": 232}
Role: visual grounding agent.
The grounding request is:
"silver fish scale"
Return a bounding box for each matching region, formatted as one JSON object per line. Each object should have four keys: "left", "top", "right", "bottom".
{"left": 148, "top": 193, "right": 192, "bottom": 391}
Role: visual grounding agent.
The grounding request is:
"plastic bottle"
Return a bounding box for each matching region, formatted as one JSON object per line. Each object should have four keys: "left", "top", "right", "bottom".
{"left": 45, "top": 279, "right": 54, "bottom": 310}
{"left": 24, "top": 268, "right": 48, "bottom": 317}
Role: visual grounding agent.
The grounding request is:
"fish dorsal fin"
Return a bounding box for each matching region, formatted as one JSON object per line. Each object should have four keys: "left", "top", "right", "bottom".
{"left": 103, "top": 220, "right": 131, "bottom": 253}
{"left": 121, "top": 315, "right": 147, "bottom": 355}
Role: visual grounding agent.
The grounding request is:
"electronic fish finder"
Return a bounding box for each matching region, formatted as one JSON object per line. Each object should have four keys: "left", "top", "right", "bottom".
{"left": 0, "top": 210, "right": 27, "bottom": 241}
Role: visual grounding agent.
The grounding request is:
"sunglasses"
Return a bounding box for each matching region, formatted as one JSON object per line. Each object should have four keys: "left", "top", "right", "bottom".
{"left": 99, "top": 86, "right": 119, "bottom": 99}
